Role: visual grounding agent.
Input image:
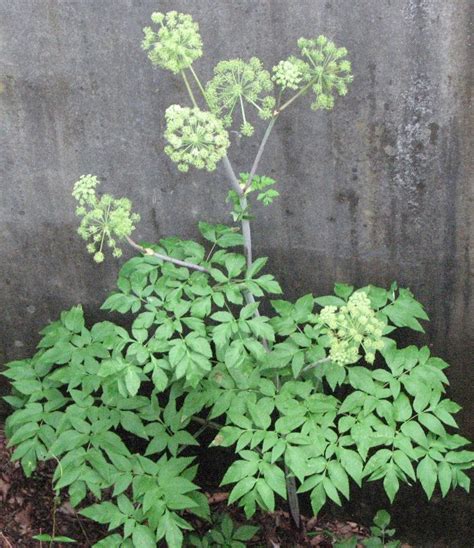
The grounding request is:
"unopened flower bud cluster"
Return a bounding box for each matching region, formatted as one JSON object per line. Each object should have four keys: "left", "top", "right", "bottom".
{"left": 164, "top": 105, "right": 230, "bottom": 172}
{"left": 73, "top": 175, "right": 140, "bottom": 263}
{"left": 319, "top": 291, "right": 385, "bottom": 365}
{"left": 142, "top": 11, "right": 203, "bottom": 74}
{"left": 272, "top": 56, "right": 309, "bottom": 90}
{"left": 206, "top": 58, "right": 275, "bottom": 136}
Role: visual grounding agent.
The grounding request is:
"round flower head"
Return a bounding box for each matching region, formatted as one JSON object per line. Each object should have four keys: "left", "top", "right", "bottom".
{"left": 206, "top": 58, "right": 275, "bottom": 136}
{"left": 142, "top": 11, "right": 203, "bottom": 74}
{"left": 295, "top": 35, "right": 353, "bottom": 111}
{"left": 73, "top": 175, "right": 140, "bottom": 262}
{"left": 319, "top": 290, "right": 385, "bottom": 365}
{"left": 164, "top": 105, "right": 230, "bottom": 172}
{"left": 272, "top": 56, "right": 311, "bottom": 91}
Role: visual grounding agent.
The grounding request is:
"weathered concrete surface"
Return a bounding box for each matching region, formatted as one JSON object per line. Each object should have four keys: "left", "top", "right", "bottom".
{"left": 0, "top": 0, "right": 472, "bottom": 539}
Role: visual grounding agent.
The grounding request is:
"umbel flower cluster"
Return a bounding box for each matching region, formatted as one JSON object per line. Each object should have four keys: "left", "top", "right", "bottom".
{"left": 164, "top": 105, "right": 230, "bottom": 172}
{"left": 298, "top": 36, "right": 352, "bottom": 110}
{"left": 206, "top": 58, "right": 275, "bottom": 136}
{"left": 141, "top": 12, "right": 353, "bottom": 173}
{"left": 272, "top": 35, "right": 353, "bottom": 110}
{"left": 72, "top": 175, "right": 140, "bottom": 263}
{"left": 142, "top": 11, "right": 203, "bottom": 73}
{"left": 319, "top": 291, "right": 385, "bottom": 365}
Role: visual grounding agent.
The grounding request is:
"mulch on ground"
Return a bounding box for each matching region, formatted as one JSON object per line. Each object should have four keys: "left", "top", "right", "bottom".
{"left": 0, "top": 425, "right": 398, "bottom": 547}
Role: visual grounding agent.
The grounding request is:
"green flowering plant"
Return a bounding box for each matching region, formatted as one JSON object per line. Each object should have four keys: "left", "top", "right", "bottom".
{"left": 319, "top": 291, "right": 386, "bottom": 365}
{"left": 164, "top": 105, "right": 230, "bottom": 172}
{"left": 273, "top": 56, "right": 309, "bottom": 90}
{"left": 272, "top": 35, "right": 353, "bottom": 112}
{"left": 296, "top": 36, "right": 352, "bottom": 110}
{"left": 3, "top": 9, "right": 473, "bottom": 548}
{"left": 73, "top": 175, "right": 140, "bottom": 263}
{"left": 206, "top": 58, "right": 275, "bottom": 135}
{"left": 142, "top": 11, "right": 203, "bottom": 73}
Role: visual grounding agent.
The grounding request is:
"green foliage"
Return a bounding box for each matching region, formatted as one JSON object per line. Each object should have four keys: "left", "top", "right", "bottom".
{"left": 4, "top": 244, "right": 473, "bottom": 546}
{"left": 142, "top": 11, "right": 203, "bottom": 73}
{"left": 164, "top": 105, "right": 230, "bottom": 172}
{"left": 5, "top": 8, "right": 473, "bottom": 548}
{"left": 188, "top": 513, "right": 259, "bottom": 547}
{"left": 335, "top": 510, "right": 400, "bottom": 548}
{"left": 73, "top": 175, "right": 140, "bottom": 263}
{"left": 206, "top": 58, "right": 275, "bottom": 134}
{"left": 227, "top": 173, "right": 279, "bottom": 221}
{"left": 33, "top": 534, "right": 77, "bottom": 544}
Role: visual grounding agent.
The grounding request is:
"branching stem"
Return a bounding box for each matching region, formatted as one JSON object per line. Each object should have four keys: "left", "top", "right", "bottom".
{"left": 126, "top": 236, "right": 209, "bottom": 273}
{"left": 189, "top": 415, "right": 221, "bottom": 430}
{"left": 242, "top": 116, "right": 278, "bottom": 193}
{"left": 276, "top": 76, "right": 319, "bottom": 113}
{"left": 221, "top": 155, "right": 254, "bottom": 269}
{"left": 301, "top": 356, "right": 332, "bottom": 374}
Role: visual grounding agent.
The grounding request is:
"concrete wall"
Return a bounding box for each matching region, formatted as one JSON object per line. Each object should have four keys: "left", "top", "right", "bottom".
{"left": 1, "top": 0, "right": 472, "bottom": 423}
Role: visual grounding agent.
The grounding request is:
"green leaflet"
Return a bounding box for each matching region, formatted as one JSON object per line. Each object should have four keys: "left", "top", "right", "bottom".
{"left": 3, "top": 239, "right": 472, "bottom": 547}
{"left": 3, "top": 14, "right": 473, "bottom": 543}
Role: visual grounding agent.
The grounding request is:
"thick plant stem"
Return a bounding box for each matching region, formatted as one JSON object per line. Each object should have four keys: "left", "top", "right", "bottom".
{"left": 221, "top": 155, "right": 268, "bottom": 350}
{"left": 240, "top": 195, "right": 253, "bottom": 268}
{"left": 285, "top": 465, "right": 301, "bottom": 528}
{"left": 126, "top": 236, "right": 209, "bottom": 273}
{"left": 221, "top": 155, "right": 253, "bottom": 269}
{"left": 301, "top": 356, "right": 331, "bottom": 374}
{"left": 189, "top": 415, "right": 221, "bottom": 430}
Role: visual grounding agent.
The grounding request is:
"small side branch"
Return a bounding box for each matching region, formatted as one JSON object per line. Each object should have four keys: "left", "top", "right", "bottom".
{"left": 126, "top": 236, "right": 209, "bottom": 273}
{"left": 301, "top": 356, "right": 331, "bottom": 374}
{"left": 242, "top": 116, "right": 277, "bottom": 193}
{"left": 181, "top": 70, "right": 199, "bottom": 109}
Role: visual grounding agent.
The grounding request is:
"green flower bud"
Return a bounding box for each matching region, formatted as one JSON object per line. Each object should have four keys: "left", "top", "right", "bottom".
{"left": 142, "top": 11, "right": 203, "bottom": 74}
{"left": 240, "top": 121, "right": 254, "bottom": 136}
{"left": 94, "top": 251, "right": 104, "bottom": 263}
{"left": 272, "top": 57, "right": 310, "bottom": 91}
{"left": 319, "top": 290, "right": 386, "bottom": 366}
{"left": 289, "top": 35, "right": 353, "bottom": 111}
{"left": 73, "top": 176, "right": 140, "bottom": 263}
{"left": 164, "top": 105, "right": 230, "bottom": 172}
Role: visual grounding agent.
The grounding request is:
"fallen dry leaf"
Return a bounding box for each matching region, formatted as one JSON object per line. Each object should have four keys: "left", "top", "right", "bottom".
{"left": 206, "top": 491, "right": 229, "bottom": 504}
